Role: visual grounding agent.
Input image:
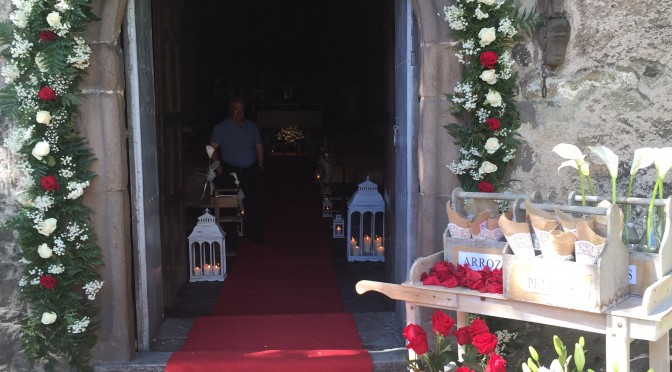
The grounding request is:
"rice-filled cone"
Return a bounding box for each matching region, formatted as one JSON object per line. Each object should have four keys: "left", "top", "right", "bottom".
{"left": 446, "top": 202, "right": 470, "bottom": 228}
{"left": 549, "top": 230, "right": 577, "bottom": 257}
{"left": 499, "top": 212, "right": 535, "bottom": 257}
{"left": 499, "top": 212, "right": 530, "bottom": 235}
{"left": 526, "top": 198, "right": 559, "bottom": 231}
{"left": 576, "top": 220, "right": 606, "bottom": 246}
{"left": 470, "top": 211, "right": 490, "bottom": 236}
{"left": 554, "top": 207, "right": 594, "bottom": 233}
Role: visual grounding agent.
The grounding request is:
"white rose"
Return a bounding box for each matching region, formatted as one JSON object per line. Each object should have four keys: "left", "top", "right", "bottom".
{"left": 46, "top": 12, "right": 61, "bottom": 27}
{"left": 484, "top": 138, "right": 501, "bottom": 154}
{"left": 478, "top": 27, "right": 496, "bottom": 47}
{"left": 478, "top": 0, "right": 496, "bottom": 4}
{"left": 480, "top": 69, "right": 498, "bottom": 85}
{"left": 38, "top": 243, "right": 53, "bottom": 258}
{"left": 36, "top": 110, "right": 52, "bottom": 125}
{"left": 484, "top": 89, "right": 502, "bottom": 107}
{"left": 479, "top": 161, "right": 498, "bottom": 174}
{"left": 41, "top": 311, "right": 57, "bottom": 325}
{"left": 32, "top": 141, "right": 50, "bottom": 160}
{"left": 37, "top": 218, "right": 57, "bottom": 236}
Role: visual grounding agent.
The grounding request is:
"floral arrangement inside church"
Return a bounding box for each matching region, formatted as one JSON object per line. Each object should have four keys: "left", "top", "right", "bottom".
{"left": 442, "top": 0, "right": 542, "bottom": 193}
{"left": 0, "top": 0, "right": 101, "bottom": 370}
{"left": 276, "top": 124, "right": 305, "bottom": 145}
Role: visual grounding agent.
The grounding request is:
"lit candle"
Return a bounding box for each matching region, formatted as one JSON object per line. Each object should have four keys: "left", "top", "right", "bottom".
{"left": 350, "top": 237, "right": 358, "bottom": 251}
{"left": 193, "top": 266, "right": 201, "bottom": 276}
{"left": 352, "top": 245, "right": 361, "bottom": 256}
{"left": 336, "top": 226, "right": 342, "bottom": 233}
{"left": 214, "top": 264, "right": 221, "bottom": 275}
{"left": 203, "top": 264, "right": 212, "bottom": 276}
{"left": 363, "top": 235, "right": 372, "bottom": 255}
{"left": 376, "top": 245, "right": 385, "bottom": 256}
{"left": 374, "top": 236, "right": 382, "bottom": 249}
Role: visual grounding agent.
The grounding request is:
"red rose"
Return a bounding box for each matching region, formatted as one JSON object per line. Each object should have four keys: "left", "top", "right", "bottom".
{"left": 39, "top": 275, "right": 58, "bottom": 289}
{"left": 472, "top": 332, "right": 499, "bottom": 354}
{"left": 40, "top": 175, "right": 60, "bottom": 191}
{"left": 480, "top": 51, "right": 498, "bottom": 69}
{"left": 468, "top": 318, "right": 490, "bottom": 337}
{"left": 39, "top": 31, "right": 57, "bottom": 41}
{"left": 486, "top": 353, "right": 507, "bottom": 372}
{"left": 478, "top": 181, "right": 494, "bottom": 193}
{"left": 485, "top": 118, "right": 501, "bottom": 131}
{"left": 402, "top": 324, "right": 429, "bottom": 355}
{"left": 431, "top": 310, "right": 455, "bottom": 336}
{"left": 457, "top": 367, "right": 475, "bottom": 372}
{"left": 454, "top": 326, "right": 472, "bottom": 345}
{"left": 38, "top": 86, "right": 57, "bottom": 101}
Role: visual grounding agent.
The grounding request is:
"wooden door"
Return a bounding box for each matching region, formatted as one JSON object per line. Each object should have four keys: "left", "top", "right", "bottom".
{"left": 152, "top": 0, "right": 186, "bottom": 307}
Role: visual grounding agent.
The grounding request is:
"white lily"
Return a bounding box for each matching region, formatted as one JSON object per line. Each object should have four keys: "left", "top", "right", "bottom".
{"left": 654, "top": 147, "right": 672, "bottom": 182}
{"left": 625, "top": 147, "right": 655, "bottom": 201}
{"left": 589, "top": 146, "right": 619, "bottom": 204}
{"left": 553, "top": 143, "right": 589, "bottom": 205}
{"left": 206, "top": 145, "right": 215, "bottom": 159}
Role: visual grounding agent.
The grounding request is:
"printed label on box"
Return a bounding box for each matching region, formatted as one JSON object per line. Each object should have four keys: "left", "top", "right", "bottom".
{"left": 628, "top": 264, "right": 636, "bottom": 285}
{"left": 458, "top": 251, "right": 502, "bottom": 270}
{"left": 518, "top": 272, "right": 594, "bottom": 297}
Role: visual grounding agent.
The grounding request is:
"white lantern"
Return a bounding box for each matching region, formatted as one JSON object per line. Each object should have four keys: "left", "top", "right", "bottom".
{"left": 333, "top": 214, "right": 345, "bottom": 238}
{"left": 346, "top": 177, "right": 385, "bottom": 262}
{"left": 188, "top": 210, "right": 226, "bottom": 282}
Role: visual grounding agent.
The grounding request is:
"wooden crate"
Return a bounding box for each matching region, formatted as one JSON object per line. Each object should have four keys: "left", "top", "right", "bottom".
{"left": 443, "top": 227, "right": 505, "bottom": 271}
{"left": 568, "top": 194, "right": 672, "bottom": 296}
{"left": 503, "top": 204, "right": 630, "bottom": 313}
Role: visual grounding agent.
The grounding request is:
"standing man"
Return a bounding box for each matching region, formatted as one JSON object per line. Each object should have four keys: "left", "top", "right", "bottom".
{"left": 210, "top": 98, "right": 265, "bottom": 244}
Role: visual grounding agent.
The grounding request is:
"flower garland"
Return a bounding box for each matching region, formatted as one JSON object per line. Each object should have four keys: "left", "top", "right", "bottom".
{"left": 0, "top": 0, "right": 101, "bottom": 371}
{"left": 442, "top": 0, "right": 542, "bottom": 192}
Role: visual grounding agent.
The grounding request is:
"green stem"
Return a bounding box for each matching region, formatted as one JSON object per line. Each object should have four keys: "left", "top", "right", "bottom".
{"left": 587, "top": 175, "right": 596, "bottom": 196}
{"left": 578, "top": 168, "right": 586, "bottom": 206}
{"left": 626, "top": 174, "right": 635, "bottom": 199}
{"left": 611, "top": 177, "right": 617, "bottom": 205}
{"left": 646, "top": 180, "right": 660, "bottom": 250}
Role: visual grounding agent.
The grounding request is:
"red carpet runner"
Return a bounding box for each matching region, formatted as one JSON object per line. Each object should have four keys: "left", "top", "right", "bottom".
{"left": 166, "top": 156, "right": 372, "bottom": 371}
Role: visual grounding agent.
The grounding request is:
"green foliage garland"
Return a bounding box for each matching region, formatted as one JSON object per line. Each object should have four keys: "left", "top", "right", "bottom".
{"left": 441, "top": 0, "right": 543, "bottom": 192}
{"left": 0, "top": 0, "right": 101, "bottom": 370}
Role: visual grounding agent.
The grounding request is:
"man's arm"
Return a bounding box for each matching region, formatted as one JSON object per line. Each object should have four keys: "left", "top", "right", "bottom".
{"left": 256, "top": 143, "right": 264, "bottom": 168}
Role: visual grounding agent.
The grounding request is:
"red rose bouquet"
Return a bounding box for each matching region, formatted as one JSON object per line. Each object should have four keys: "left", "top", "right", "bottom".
{"left": 403, "top": 310, "right": 506, "bottom": 372}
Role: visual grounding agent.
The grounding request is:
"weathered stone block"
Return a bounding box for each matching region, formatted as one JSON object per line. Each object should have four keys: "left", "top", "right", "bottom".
{"left": 81, "top": 43, "right": 125, "bottom": 93}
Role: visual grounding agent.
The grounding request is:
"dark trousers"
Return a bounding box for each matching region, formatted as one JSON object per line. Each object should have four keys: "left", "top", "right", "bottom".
{"left": 214, "top": 163, "right": 264, "bottom": 241}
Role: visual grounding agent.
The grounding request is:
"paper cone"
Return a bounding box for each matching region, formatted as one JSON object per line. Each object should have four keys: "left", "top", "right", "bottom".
{"left": 499, "top": 212, "right": 535, "bottom": 257}
{"left": 554, "top": 207, "right": 593, "bottom": 236}
{"left": 549, "top": 230, "right": 577, "bottom": 257}
{"left": 526, "top": 198, "right": 560, "bottom": 232}
{"left": 446, "top": 202, "right": 471, "bottom": 238}
{"left": 471, "top": 211, "right": 503, "bottom": 241}
{"left": 576, "top": 220, "right": 606, "bottom": 246}
{"left": 474, "top": 199, "right": 500, "bottom": 218}
{"left": 470, "top": 211, "right": 490, "bottom": 236}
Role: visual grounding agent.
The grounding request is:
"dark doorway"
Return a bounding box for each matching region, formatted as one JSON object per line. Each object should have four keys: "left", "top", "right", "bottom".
{"left": 172, "top": 0, "right": 395, "bottom": 312}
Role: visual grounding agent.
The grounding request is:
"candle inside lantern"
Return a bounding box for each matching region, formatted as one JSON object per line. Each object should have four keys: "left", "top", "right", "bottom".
{"left": 203, "top": 264, "right": 212, "bottom": 275}
{"left": 336, "top": 226, "right": 342, "bottom": 233}
{"left": 193, "top": 266, "right": 201, "bottom": 276}
{"left": 374, "top": 236, "right": 382, "bottom": 249}
{"left": 376, "top": 245, "right": 385, "bottom": 256}
{"left": 352, "top": 245, "right": 361, "bottom": 256}
{"left": 350, "top": 237, "right": 358, "bottom": 250}
{"left": 363, "top": 235, "right": 372, "bottom": 255}
{"left": 213, "top": 263, "right": 221, "bottom": 275}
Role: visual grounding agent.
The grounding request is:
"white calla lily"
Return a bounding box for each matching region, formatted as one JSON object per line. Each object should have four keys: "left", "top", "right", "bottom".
{"left": 557, "top": 160, "right": 577, "bottom": 172}
{"left": 654, "top": 147, "right": 672, "bottom": 180}
{"left": 630, "top": 147, "right": 655, "bottom": 176}
{"left": 588, "top": 146, "right": 618, "bottom": 179}
{"left": 206, "top": 145, "right": 214, "bottom": 159}
{"left": 552, "top": 143, "right": 584, "bottom": 161}
{"left": 589, "top": 145, "right": 619, "bottom": 203}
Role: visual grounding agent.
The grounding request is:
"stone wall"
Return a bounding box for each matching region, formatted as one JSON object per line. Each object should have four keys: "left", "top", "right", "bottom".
{"left": 511, "top": 0, "right": 672, "bottom": 209}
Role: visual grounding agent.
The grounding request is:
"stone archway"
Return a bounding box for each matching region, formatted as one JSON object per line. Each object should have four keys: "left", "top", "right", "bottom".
{"left": 83, "top": 0, "right": 460, "bottom": 363}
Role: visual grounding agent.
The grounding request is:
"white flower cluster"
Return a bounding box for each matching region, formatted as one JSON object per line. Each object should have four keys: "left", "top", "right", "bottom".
{"left": 476, "top": 108, "right": 490, "bottom": 123}
{"left": 53, "top": 237, "right": 66, "bottom": 255}
{"left": 442, "top": 5, "right": 467, "bottom": 30}
{"left": 18, "top": 276, "right": 28, "bottom": 287}
{"left": 475, "top": 5, "right": 489, "bottom": 20}
{"left": 65, "top": 221, "right": 86, "bottom": 243}
{"left": 502, "top": 147, "right": 516, "bottom": 162}
{"left": 55, "top": 0, "right": 70, "bottom": 12}
{"left": 48, "top": 264, "right": 64, "bottom": 274}
{"left": 66, "top": 180, "right": 89, "bottom": 200}
{"left": 496, "top": 51, "right": 515, "bottom": 80}
{"left": 44, "top": 127, "right": 60, "bottom": 149}
{"left": 10, "top": 34, "right": 33, "bottom": 59}
{"left": 448, "top": 158, "right": 480, "bottom": 175}
{"left": 45, "top": 74, "right": 73, "bottom": 96}
{"left": 461, "top": 39, "right": 481, "bottom": 58}
{"left": 60, "top": 156, "right": 75, "bottom": 178}
{"left": 452, "top": 82, "right": 478, "bottom": 111}
{"left": 68, "top": 37, "right": 91, "bottom": 70}
{"left": 68, "top": 316, "right": 90, "bottom": 334}
{"left": 1, "top": 62, "right": 21, "bottom": 84}
{"left": 33, "top": 195, "right": 55, "bottom": 213}
{"left": 83, "top": 280, "right": 104, "bottom": 300}
{"left": 4, "top": 126, "right": 34, "bottom": 153}
{"left": 9, "top": 0, "right": 38, "bottom": 28}
{"left": 497, "top": 17, "right": 517, "bottom": 38}
{"left": 14, "top": 83, "right": 40, "bottom": 112}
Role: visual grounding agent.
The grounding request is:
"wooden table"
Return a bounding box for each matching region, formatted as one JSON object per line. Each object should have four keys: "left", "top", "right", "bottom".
{"left": 356, "top": 255, "right": 672, "bottom": 372}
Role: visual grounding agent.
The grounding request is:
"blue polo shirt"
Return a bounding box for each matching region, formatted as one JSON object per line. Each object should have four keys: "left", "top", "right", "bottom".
{"left": 211, "top": 118, "right": 261, "bottom": 168}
